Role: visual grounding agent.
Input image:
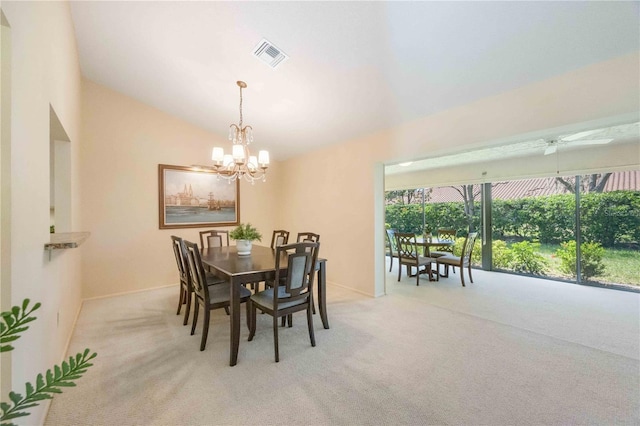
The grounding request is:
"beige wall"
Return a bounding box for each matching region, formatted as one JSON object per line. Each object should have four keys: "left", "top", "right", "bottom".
{"left": 80, "top": 80, "right": 281, "bottom": 299}
{"left": 280, "top": 53, "right": 640, "bottom": 298}
{"left": 1, "top": 2, "right": 83, "bottom": 424}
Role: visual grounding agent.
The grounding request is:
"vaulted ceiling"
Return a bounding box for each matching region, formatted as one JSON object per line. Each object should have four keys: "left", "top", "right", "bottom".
{"left": 70, "top": 1, "right": 640, "bottom": 161}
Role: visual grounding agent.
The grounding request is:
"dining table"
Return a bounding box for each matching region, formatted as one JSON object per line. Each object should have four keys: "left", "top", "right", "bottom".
{"left": 416, "top": 238, "right": 455, "bottom": 278}
{"left": 200, "top": 244, "right": 329, "bottom": 366}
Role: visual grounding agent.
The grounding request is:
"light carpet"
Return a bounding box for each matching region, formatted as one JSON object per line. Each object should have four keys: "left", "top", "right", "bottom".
{"left": 45, "top": 267, "right": 640, "bottom": 425}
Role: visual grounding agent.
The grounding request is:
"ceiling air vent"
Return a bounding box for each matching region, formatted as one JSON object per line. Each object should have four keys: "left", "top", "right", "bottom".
{"left": 252, "top": 38, "right": 289, "bottom": 69}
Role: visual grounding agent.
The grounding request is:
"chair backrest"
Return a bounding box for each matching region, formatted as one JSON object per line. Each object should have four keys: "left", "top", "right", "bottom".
{"left": 436, "top": 228, "right": 456, "bottom": 253}
{"left": 460, "top": 232, "right": 479, "bottom": 264}
{"left": 183, "top": 240, "right": 210, "bottom": 302}
{"left": 171, "top": 235, "right": 189, "bottom": 286}
{"left": 199, "top": 230, "right": 230, "bottom": 248}
{"left": 273, "top": 242, "right": 319, "bottom": 308}
{"left": 296, "top": 232, "right": 320, "bottom": 243}
{"left": 386, "top": 229, "right": 397, "bottom": 255}
{"left": 437, "top": 228, "right": 456, "bottom": 241}
{"left": 395, "top": 232, "right": 418, "bottom": 261}
{"left": 270, "top": 230, "right": 290, "bottom": 249}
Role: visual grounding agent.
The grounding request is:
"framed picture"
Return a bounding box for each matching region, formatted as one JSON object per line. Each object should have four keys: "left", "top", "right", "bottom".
{"left": 158, "top": 164, "right": 240, "bottom": 229}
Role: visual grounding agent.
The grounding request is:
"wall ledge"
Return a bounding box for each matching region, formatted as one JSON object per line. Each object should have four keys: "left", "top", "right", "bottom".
{"left": 45, "top": 232, "right": 90, "bottom": 251}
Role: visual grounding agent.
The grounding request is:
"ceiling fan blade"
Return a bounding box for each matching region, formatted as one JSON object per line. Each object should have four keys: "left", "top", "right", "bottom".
{"left": 544, "top": 145, "right": 557, "bottom": 155}
{"left": 561, "top": 129, "right": 600, "bottom": 142}
{"left": 570, "top": 138, "right": 613, "bottom": 146}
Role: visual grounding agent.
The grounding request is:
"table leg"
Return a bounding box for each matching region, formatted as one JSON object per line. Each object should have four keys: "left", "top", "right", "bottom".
{"left": 317, "top": 261, "right": 330, "bottom": 329}
{"left": 229, "top": 277, "right": 241, "bottom": 366}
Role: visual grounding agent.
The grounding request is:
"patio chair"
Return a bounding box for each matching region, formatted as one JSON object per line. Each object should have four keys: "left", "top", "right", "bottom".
{"left": 395, "top": 232, "right": 437, "bottom": 286}
{"left": 386, "top": 229, "right": 399, "bottom": 272}
{"left": 431, "top": 228, "right": 457, "bottom": 277}
{"left": 436, "top": 232, "right": 479, "bottom": 287}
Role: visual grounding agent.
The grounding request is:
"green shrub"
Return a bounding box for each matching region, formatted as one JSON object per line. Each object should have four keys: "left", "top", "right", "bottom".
{"left": 508, "top": 241, "right": 548, "bottom": 275}
{"left": 387, "top": 190, "right": 639, "bottom": 248}
{"left": 492, "top": 240, "right": 513, "bottom": 269}
{"left": 555, "top": 241, "right": 606, "bottom": 280}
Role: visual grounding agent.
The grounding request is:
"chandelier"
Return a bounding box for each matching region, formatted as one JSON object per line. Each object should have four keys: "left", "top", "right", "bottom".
{"left": 206, "top": 81, "right": 270, "bottom": 183}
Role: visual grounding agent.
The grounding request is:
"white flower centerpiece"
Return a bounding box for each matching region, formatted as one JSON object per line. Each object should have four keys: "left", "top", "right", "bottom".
{"left": 229, "top": 223, "right": 262, "bottom": 255}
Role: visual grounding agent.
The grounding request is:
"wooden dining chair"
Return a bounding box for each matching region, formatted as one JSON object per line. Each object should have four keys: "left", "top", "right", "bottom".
{"left": 431, "top": 228, "right": 457, "bottom": 277}
{"left": 247, "top": 241, "right": 320, "bottom": 362}
{"left": 199, "top": 230, "right": 229, "bottom": 249}
{"left": 183, "top": 240, "right": 251, "bottom": 351}
{"left": 271, "top": 230, "right": 290, "bottom": 248}
{"left": 171, "top": 235, "right": 193, "bottom": 326}
{"left": 296, "top": 232, "right": 320, "bottom": 243}
{"left": 436, "top": 232, "right": 479, "bottom": 287}
{"left": 395, "top": 232, "right": 437, "bottom": 286}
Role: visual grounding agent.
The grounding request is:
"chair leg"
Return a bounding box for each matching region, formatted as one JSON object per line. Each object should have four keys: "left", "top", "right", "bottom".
{"left": 441, "top": 264, "right": 449, "bottom": 278}
{"left": 183, "top": 289, "right": 192, "bottom": 326}
{"left": 460, "top": 265, "right": 466, "bottom": 287}
{"left": 248, "top": 301, "right": 256, "bottom": 341}
{"left": 281, "top": 316, "right": 286, "bottom": 327}
{"left": 245, "top": 300, "right": 251, "bottom": 331}
{"left": 273, "top": 316, "right": 280, "bottom": 362}
{"left": 416, "top": 267, "right": 420, "bottom": 286}
{"left": 389, "top": 255, "right": 393, "bottom": 272}
{"left": 224, "top": 306, "right": 230, "bottom": 315}
{"left": 288, "top": 314, "right": 293, "bottom": 328}
{"left": 200, "top": 309, "right": 210, "bottom": 351}
{"left": 307, "top": 305, "right": 316, "bottom": 347}
{"left": 468, "top": 265, "right": 474, "bottom": 283}
{"left": 190, "top": 304, "right": 199, "bottom": 336}
{"left": 177, "top": 287, "right": 184, "bottom": 315}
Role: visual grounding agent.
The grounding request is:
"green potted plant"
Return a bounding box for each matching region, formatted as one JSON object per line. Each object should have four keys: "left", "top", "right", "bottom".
{"left": 229, "top": 223, "right": 262, "bottom": 255}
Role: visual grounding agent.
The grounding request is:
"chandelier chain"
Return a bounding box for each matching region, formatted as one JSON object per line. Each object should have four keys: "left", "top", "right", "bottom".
{"left": 238, "top": 84, "right": 243, "bottom": 129}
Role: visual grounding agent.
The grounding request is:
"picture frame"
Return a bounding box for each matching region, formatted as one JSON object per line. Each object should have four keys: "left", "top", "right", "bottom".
{"left": 158, "top": 164, "right": 240, "bottom": 229}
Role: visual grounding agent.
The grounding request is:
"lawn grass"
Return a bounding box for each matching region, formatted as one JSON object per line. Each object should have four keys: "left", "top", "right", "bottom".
{"left": 538, "top": 243, "right": 639, "bottom": 286}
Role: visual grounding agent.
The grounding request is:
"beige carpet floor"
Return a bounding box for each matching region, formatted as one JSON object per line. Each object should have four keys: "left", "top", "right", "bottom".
{"left": 45, "top": 265, "right": 640, "bottom": 425}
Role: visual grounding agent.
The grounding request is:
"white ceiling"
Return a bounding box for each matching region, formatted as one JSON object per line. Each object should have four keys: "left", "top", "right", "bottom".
{"left": 385, "top": 122, "right": 640, "bottom": 175}
{"left": 70, "top": 1, "right": 640, "bottom": 161}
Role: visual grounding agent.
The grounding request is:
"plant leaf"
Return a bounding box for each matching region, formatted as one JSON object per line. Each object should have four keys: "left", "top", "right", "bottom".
{"left": 36, "top": 374, "right": 45, "bottom": 390}
{"left": 25, "top": 382, "right": 34, "bottom": 397}
{"left": 54, "top": 365, "right": 62, "bottom": 380}
{"left": 8, "top": 392, "right": 23, "bottom": 405}
{"left": 0, "top": 336, "right": 20, "bottom": 344}
{"left": 0, "top": 344, "right": 14, "bottom": 352}
{"left": 53, "top": 381, "right": 76, "bottom": 387}
{"left": 2, "top": 410, "right": 31, "bottom": 420}
{"left": 3, "top": 315, "right": 15, "bottom": 327}
{"left": 46, "top": 370, "right": 54, "bottom": 385}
